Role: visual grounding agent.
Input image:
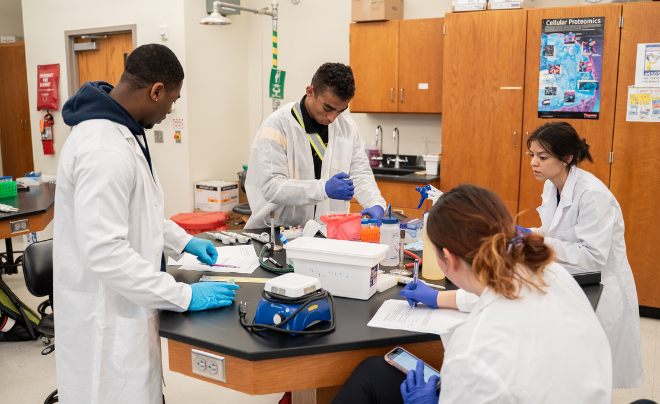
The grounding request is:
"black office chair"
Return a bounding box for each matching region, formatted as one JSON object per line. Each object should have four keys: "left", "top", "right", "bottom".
{"left": 22, "top": 239, "right": 58, "bottom": 404}
{"left": 232, "top": 169, "right": 252, "bottom": 218}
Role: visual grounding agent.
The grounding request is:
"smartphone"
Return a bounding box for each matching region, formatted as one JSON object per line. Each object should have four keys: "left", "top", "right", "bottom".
{"left": 384, "top": 347, "right": 441, "bottom": 389}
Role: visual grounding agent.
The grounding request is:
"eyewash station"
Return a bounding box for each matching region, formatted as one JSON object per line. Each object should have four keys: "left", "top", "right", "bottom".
{"left": 159, "top": 185, "right": 603, "bottom": 402}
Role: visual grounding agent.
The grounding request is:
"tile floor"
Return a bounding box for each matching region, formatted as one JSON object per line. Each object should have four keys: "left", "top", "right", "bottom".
{"left": 1, "top": 236, "right": 659, "bottom": 403}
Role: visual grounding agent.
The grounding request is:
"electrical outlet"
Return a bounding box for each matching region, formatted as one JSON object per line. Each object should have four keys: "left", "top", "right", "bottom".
{"left": 191, "top": 349, "right": 226, "bottom": 382}
{"left": 154, "top": 130, "right": 164, "bottom": 143}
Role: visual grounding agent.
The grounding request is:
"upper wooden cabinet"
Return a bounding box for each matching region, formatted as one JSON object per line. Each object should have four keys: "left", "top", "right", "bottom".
{"left": 349, "top": 18, "right": 444, "bottom": 114}
{"left": 441, "top": 10, "right": 527, "bottom": 215}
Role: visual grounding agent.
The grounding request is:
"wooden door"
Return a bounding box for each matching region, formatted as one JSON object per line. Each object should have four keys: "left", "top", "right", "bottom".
{"left": 398, "top": 18, "right": 443, "bottom": 114}
{"left": 77, "top": 33, "right": 133, "bottom": 87}
{"left": 517, "top": 5, "right": 623, "bottom": 228}
{"left": 610, "top": 2, "right": 660, "bottom": 309}
{"left": 0, "top": 42, "right": 34, "bottom": 179}
{"left": 441, "top": 10, "right": 528, "bottom": 215}
{"left": 349, "top": 21, "right": 399, "bottom": 113}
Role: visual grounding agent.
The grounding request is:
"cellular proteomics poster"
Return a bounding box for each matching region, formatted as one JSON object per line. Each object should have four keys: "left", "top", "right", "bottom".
{"left": 538, "top": 17, "right": 605, "bottom": 120}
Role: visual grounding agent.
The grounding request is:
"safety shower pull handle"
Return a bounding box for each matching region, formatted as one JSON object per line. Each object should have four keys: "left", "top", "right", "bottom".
{"left": 390, "top": 88, "right": 394, "bottom": 102}
{"left": 513, "top": 132, "right": 517, "bottom": 147}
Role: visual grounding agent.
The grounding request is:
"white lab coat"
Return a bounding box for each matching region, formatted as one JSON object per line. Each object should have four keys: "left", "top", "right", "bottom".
{"left": 245, "top": 102, "right": 386, "bottom": 229}
{"left": 440, "top": 263, "right": 612, "bottom": 403}
{"left": 532, "top": 166, "right": 643, "bottom": 388}
{"left": 53, "top": 120, "right": 193, "bottom": 404}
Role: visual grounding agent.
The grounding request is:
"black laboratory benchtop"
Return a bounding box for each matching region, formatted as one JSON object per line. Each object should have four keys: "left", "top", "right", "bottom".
{"left": 0, "top": 183, "right": 56, "bottom": 222}
{"left": 159, "top": 230, "right": 602, "bottom": 362}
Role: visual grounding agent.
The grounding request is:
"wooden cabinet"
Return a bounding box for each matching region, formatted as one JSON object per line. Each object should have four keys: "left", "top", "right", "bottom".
{"left": 350, "top": 178, "right": 439, "bottom": 219}
{"left": 441, "top": 10, "right": 527, "bottom": 215}
{"left": 441, "top": 6, "right": 622, "bottom": 222}
{"left": 610, "top": 2, "right": 660, "bottom": 311}
{"left": 517, "top": 5, "right": 623, "bottom": 228}
{"left": 349, "top": 18, "right": 443, "bottom": 114}
{"left": 0, "top": 42, "right": 34, "bottom": 179}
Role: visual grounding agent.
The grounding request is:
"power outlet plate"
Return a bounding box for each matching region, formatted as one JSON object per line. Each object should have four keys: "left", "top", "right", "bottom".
{"left": 154, "top": 130, "right": 164, "bottom": 143}
{"left": 175, "top": 130, "right": 182, "bottom": 143}
{"left": 191, "top": 349, "right": 226, "bottom": 382}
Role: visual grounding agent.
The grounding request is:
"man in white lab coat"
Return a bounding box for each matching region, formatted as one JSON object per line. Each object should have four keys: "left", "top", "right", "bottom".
{"left": 54, "top": 44, "right": 239, "bottom": 404}
{"left": 245, "top": 63, "right": 386, "bottom": 229}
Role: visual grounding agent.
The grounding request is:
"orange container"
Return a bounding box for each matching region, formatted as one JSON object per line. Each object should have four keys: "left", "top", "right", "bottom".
{"left": 360, "top": 227, "right": 381, "bottom": 243}
{"left": 170, "top": 211, "right": 229, "bottom": 235}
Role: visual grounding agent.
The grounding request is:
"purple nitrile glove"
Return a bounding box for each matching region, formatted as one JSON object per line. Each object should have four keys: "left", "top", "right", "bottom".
{"left": 360, "top": 205, "right": 385, "bottom": 226}
{"left": 400, "top": 359, "right": 440, "bottom": 404}
{"left": 325, "top": 172, "right": 354, "bottom": 200}
{"left": 399, "top": 281, "right": 439, "bottom": 309}
{"left": 183, "top": 238, "right": 218, "bottom": 266}
{"left": 515, "top": 225, "right": 532, "bottom": 235}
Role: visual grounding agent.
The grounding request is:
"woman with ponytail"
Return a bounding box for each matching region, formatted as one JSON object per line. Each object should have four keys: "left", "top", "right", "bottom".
{"left": 525, "top": 122, "right": 642, "bottom": 388}
{"left": 332, "top": 185, "right": 611, "bottom": 404}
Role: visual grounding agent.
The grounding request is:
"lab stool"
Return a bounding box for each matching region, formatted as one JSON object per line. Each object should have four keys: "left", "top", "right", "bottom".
{"left": 232, "top": 169, "right": 251, "bottom": 228}
{"left": 22, "top": 239, "right": 58, "bottom": 404}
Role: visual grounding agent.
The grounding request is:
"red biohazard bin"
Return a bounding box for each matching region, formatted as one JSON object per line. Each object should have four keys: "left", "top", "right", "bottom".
{"left": 170, "top": 211, "right": 229, "bottom": 235}
{"left": 319, "top": 213, "right": 362, "bottom": 242}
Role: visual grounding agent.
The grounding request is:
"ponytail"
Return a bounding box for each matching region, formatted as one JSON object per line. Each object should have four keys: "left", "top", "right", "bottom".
{"left": 472, "top": 231, "right": 554, "bottom": 299}
{"left": 577, "top": 138, "right": 594, "bottom": 164}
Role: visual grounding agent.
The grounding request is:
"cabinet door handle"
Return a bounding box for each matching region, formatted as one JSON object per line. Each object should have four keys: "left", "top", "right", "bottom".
{"left": 20, "top": 119, "right": 24, "bottom": 129}
{"left": 393, "top": 209, "right": 404, "bottom": 214}
{"left": 513, "top": 131, "right": 517, "bottom": 147}
{"left": 391, "top": 88, "right": 394, "bottom": 102}
{"left": 400, "top": 88, "right": 404, "bottom": 103}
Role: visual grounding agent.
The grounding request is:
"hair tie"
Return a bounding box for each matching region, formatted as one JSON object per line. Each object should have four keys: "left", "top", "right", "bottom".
{"left": 506, "top": 226, "right": 529, "bottom": 254}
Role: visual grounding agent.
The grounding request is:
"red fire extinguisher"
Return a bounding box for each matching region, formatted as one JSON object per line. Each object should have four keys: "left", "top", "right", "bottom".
{"left": 40, "top": 112, "right": 54, "bottom": 155}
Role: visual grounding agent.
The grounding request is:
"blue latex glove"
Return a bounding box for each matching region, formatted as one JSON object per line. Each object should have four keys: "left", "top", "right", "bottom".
{"left": 325, "top": 172, "right": 354, "bottom": 200}
{"left": 188, "top": 282, "right": 240, "bottom": 311}
{"left": 400, "top": 360, "right": 440, "bottom": 404}
{"left": 360, "top": 205, "right": 385, "bottom": 226}
{"left": 399, "top": 281, "right": 439, "bottom": 309}
{"left": 183, "top": 238, "right": 218, "bottom": 266}
{"left": 515, "top": 224, "right": 532, "bottom": 235}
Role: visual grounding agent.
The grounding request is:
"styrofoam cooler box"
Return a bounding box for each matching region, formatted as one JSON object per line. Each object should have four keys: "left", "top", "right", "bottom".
{"left": 284, "top": 238, "right": 389, "bottom": 300}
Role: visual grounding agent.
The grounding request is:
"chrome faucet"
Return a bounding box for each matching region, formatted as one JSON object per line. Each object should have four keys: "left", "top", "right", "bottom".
{"left": 388, "top": 127, "right": 408, "bottom": 169}
{"left": 371, "top": 125, "right": 384, "bottom": 167}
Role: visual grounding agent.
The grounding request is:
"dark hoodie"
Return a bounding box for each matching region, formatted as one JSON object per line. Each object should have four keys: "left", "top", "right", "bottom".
{"left": 62, "top": 81, "right": 154, "bottom": 178}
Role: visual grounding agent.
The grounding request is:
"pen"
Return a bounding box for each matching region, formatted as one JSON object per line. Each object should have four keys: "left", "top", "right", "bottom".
{"left": 413, "top": 259, "right": 419, "bottom": 307}
{"left": 267, "top": 257, "right": 283, "bottom": 268}
{"left": 212, "top": 264, "right": 239, "bottom": 268}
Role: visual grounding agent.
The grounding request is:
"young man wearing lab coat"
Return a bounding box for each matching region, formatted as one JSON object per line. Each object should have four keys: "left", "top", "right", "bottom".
{"left": 245, "top": 62, "right": 386, "bottom": 229}
{"left": 54, "top": 44, "right": 239, "bottom": 404}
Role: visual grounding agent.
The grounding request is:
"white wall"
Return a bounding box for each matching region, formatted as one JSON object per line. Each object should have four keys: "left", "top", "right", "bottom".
{"left": 21, "top": 0, "right": 192, "bottom": 220}
{"left": 0, "top": 0, "right": 23, "bottom": 38}
{"left": 183, "top": 1, "right": 251, "bottom": 187}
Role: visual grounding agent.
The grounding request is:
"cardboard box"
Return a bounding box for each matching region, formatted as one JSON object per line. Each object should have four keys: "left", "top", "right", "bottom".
{"left": 1, "top": 35, "right": 23, "bottom": 43}
{"left": 451, "top": 0, "right": 487, "bottom": 13}
{"left": 194, "top": 180, "right": 239, "bottom": 213}
{"left": 488, "top": 1, "right": 534, "bottom": 10}
{"left": 352, "top": 0, "right": 403, "bottom": 22}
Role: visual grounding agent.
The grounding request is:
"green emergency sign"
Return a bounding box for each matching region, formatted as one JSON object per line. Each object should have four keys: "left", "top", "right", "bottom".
{"left": 269, "top": 68, "right": 286, "bottom": 100}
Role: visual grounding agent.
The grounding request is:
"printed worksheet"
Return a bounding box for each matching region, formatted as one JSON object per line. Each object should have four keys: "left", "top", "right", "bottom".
{"left": 368, "top": 299, "right": 468, "bottom": 335}
{"left": 167, "top": 245, "right": 259, "bottom": 273}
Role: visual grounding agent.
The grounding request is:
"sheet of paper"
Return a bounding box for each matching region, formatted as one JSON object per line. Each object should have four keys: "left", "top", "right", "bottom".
{"left": 635, "top": 43, "right": 660, "bottom": 88}
{"left": 626, "top": 87, "right": 660, "bottom": 122}
{"left": 368, "top": 299, "right": 468, "bottom": 335}
{"left": 168, "top": 245, "right": 259, "bottom": 273}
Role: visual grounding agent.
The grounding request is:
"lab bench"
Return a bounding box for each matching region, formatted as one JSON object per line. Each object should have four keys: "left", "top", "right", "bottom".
{"left": 159, "top": 230, "right": 602, "bottom": 404}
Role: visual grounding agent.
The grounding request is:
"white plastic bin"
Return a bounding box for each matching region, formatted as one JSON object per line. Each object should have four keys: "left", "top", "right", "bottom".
{"left": 423, "top": 155, "right": 440, "bottom": 176}
{"left": 284, "top": 238, "right": 389, "bottom": 300}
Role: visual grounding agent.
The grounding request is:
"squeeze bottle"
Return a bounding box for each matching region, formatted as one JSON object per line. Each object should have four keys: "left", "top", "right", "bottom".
{"left": 380, "top": 217, "right": 400, "bottom": 268}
